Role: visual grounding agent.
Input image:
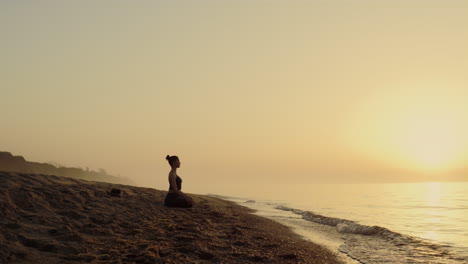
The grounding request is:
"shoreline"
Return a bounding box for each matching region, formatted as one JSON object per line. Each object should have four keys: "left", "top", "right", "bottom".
{"left": 0, "top": 171, "right": 345, "bottom": 263}
{"left": 220, "top": 196, "right": 468, "bottom": 264}
{"left": 213, "top": 196, "right": 360, "bottom": 264}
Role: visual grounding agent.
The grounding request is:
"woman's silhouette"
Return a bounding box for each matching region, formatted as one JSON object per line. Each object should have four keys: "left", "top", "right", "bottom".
{"left": 164, "top": 155, "right": 193, "bottom": 208}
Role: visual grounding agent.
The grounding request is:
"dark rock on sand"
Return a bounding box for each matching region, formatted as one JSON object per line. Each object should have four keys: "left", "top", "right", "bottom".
{"left": 108, "top": 188, "right": 122, "bottom": 197}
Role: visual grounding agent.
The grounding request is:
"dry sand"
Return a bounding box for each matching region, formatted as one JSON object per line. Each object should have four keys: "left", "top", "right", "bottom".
{"left": 0, "top": 172, "right": 344, "bottom": 264}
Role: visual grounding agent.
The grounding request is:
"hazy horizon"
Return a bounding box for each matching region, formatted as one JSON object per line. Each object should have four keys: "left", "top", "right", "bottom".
{"left": 2, "top": 1, "right": 467, "bottom": 194}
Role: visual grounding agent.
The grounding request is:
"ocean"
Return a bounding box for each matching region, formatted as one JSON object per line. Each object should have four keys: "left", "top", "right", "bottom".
{"left": 212, "top": 182, "right": 468, "bottom": 264}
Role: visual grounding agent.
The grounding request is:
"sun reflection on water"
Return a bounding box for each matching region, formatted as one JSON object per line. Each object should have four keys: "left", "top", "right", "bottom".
{"left": 420, "top": 182, "right": 444, "bottom": 241}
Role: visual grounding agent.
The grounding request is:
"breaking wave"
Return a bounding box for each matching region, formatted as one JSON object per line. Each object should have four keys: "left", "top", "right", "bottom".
{"left": 276, "top": 206, "right": 394, "bottom": 237}
{"left": 275, "top": 205, "right": 467, "bottom": 264}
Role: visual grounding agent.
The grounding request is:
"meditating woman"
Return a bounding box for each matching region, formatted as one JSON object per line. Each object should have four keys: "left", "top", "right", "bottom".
{"left": 164, "top": 155, "right": 193, "bottom": 208}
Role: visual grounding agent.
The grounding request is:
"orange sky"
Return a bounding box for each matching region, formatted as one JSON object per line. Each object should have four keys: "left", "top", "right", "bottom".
{"left": 1, "top": 1, "right": 467, "bottom": 193}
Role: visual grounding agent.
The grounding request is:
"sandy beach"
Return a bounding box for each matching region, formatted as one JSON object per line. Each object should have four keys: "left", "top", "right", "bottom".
{"left": 0, "top": 172, "right": 344, "bottom": 264}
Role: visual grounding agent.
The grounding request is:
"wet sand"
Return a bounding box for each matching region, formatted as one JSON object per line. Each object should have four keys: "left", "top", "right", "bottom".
{"left": 0, "top": 172, "right": 344, "bottom": 263}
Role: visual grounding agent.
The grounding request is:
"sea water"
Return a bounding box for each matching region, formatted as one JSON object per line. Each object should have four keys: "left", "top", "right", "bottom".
{"left": 211, "top": 182, "right": 468, "bottom": 264}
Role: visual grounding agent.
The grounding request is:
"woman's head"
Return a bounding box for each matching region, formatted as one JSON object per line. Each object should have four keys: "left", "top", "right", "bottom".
{"left": 166, "top": 155, "right": 180, "bottom": 168}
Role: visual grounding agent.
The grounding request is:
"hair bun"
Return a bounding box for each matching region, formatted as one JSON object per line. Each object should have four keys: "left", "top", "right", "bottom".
{"left": 166, "top": 155, "right": 170, "bottom": 160}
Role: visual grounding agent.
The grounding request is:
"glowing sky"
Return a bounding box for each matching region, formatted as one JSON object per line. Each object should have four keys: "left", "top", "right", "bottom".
{"left": 1, "top": 1, "right": 467, "bottom": 193}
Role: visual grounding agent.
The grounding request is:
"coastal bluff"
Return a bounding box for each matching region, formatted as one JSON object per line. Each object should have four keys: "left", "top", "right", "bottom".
{"left": 0, "top": 172, "right": 343, "bottom": 264}
{"left": 0, "top": 151, "right": 133, "bottom": 185}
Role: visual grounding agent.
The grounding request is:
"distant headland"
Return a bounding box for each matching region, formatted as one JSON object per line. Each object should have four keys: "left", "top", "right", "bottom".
{"left": 0, "top": 151, "right": 134, "bottom": 186}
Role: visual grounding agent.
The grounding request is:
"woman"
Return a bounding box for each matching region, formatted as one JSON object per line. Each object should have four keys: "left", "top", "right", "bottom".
{"left": 164, "top": 155, "right": 193, "bottom": 208}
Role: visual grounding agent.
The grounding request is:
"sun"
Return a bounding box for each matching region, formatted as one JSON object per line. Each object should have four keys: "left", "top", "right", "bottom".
{"left": 395, "top": 115, "right": 462, "bottom": 171}
{"left": 344, "top": 86, "right": 468, "bottom": 173}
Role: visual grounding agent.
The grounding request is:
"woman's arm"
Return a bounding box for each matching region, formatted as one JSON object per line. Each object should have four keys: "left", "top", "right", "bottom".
{"left": 168, "top": 173, "right": 181, "bottom": 193}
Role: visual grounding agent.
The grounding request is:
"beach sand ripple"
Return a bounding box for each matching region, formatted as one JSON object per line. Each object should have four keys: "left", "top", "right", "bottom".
{"left": 0, "top": 172, "right": 343, "bottom": 264}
